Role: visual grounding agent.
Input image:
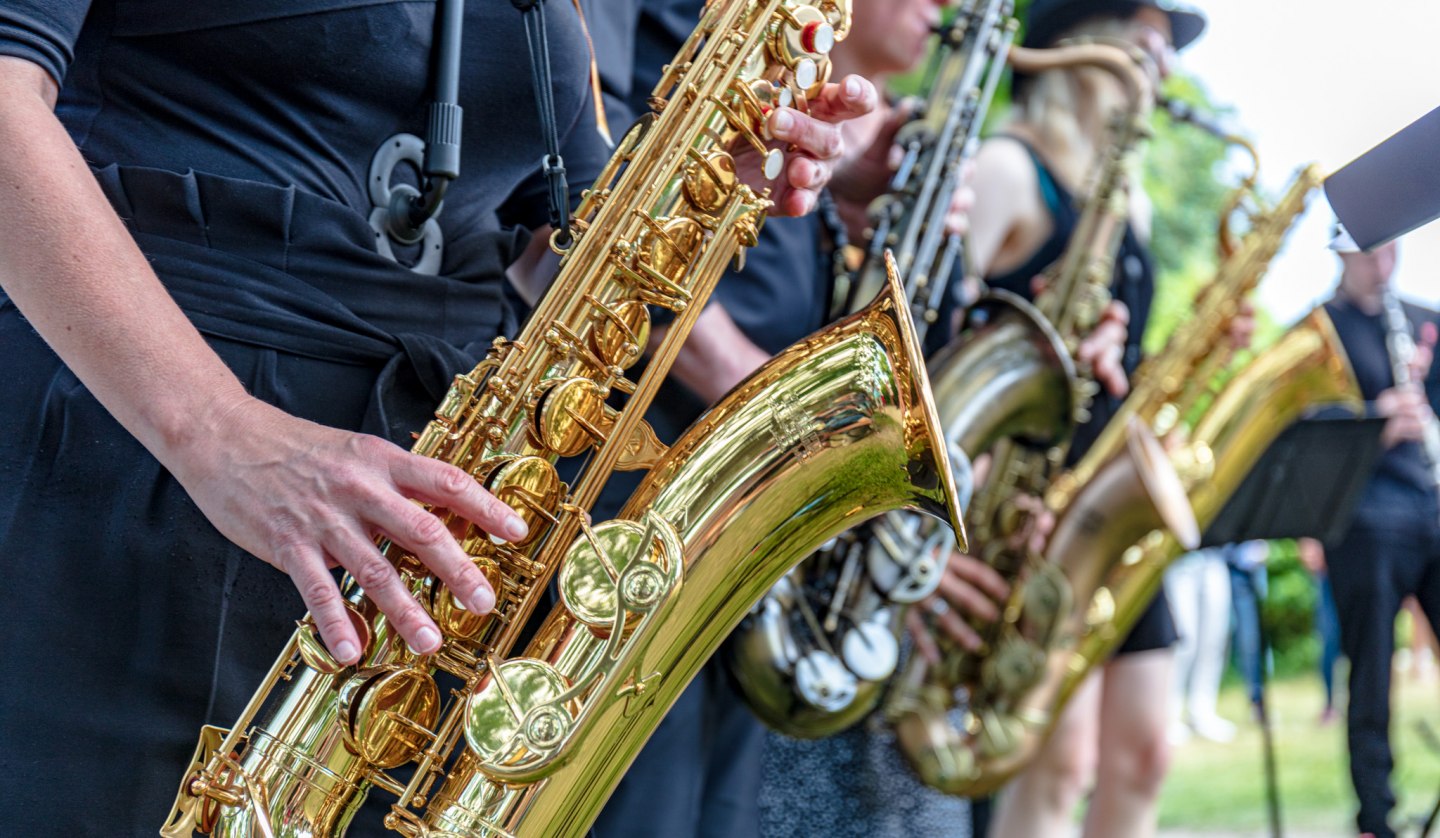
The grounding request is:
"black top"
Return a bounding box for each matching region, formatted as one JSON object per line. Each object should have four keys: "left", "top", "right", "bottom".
{"left": 984, "top": 135, "right": 1156, "bottom": 460}
{"left": 0, "top": 1, "right": 604, "bottom": 248}
{"left": 1324, "top": 293, "right": 1440, "bottom": 500}
{"left": 0, "top": 1, "right": 611, "bottom": 440}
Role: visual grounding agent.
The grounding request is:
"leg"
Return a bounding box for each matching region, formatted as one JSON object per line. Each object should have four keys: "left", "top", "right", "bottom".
{"left": 1189, "top": 554, "right": 1235, "bottom": 741}
{"left": 1317, "top": 573, "right": 1341, "bottom": 721}
{"left": 1228, "top": 560, "right": 1263, "bottom": 712}
{"left": 698, "top": 661, "right": 767, "bottom": 838}
{"left": 1329, "top": 523, "right": 1404, "bottom": 838}
{"left": 989, "top": 670, "right": 1102, "bottom": 838}
{"left": 1163, "top": 553, "right": 1202, "bottom": 735}
{"left": 1082, "top": 649, "right": 1175, "bottom": 838}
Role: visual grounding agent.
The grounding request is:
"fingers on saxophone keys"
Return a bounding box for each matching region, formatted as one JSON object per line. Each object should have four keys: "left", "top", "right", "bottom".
{"left": 907, "top": 608, "right": 942, "bottom": 665}
{"left": 807, "top": 74, "right": 878, "bottom": 124}
{"left": 285, "top": 545, "right": 363, "bottom": 666}
{"left": 333, "top": 524, "right": 443, "bottom": 656}
{"left": 768, "top": 107, "right": 845, "bottom": 162}
{"left": 370, "top": 493, "right": 496, "bottom": 615}
{"left": 934, "top": 605, "right": 983, "bottom": 652}
{"left": 392, "top": 452, "right": 529, "bottom": 544}
{"left": 938, "top": 573, "right": 999, "bottom": 623}
{"left": 950, "top": 555, "right": 1010, "bottom": 603}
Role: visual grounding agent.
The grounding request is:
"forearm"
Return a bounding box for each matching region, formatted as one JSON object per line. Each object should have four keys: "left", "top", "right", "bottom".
{"left": 665, "top": 303, "right": 770, "bottom": 405}
{"left": 0, "top": 59, "right": 249, "bottom": 473}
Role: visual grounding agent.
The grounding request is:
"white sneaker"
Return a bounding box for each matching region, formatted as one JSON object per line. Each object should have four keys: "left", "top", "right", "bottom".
{"left": 1189, "top": 714, "right": 1237, "bottom": 743}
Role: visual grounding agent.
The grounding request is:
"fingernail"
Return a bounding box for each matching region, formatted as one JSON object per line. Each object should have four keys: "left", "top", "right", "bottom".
{"left": 335, "top": 640, "right": 359, "bottom": 664}
{"left": 772, "top": 109, "right": 794, "bottom": 134}
{"left": 469, "top": 585, "right": 496, "bottom": 614}
{"left": 844, "top": 77, "right": 862, "bottom": 98}
{"left": 410, "top": 626, "right": 441, "bottom": 655}
{"left": 503, "top": 515, "right": 529, "bottom": 543}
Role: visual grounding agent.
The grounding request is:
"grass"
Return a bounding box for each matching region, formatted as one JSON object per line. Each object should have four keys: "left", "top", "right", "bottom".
{"left": 1158, "top": 670, "right": 1440, "bottom": 836}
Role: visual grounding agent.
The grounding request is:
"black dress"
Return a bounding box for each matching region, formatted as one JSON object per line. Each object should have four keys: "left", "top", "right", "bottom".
{"left": 984, "top": 135, "right": 1177, "bottom": 655}
{"left": 0, "top": 2, "right": 606, "bottom": 833}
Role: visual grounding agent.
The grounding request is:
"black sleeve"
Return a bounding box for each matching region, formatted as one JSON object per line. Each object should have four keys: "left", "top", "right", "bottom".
{"left": 497, "top": 86, "right": 612, "bottom": 233}
{"left": 0, "top": 2, "right": 91, "bottom": 86}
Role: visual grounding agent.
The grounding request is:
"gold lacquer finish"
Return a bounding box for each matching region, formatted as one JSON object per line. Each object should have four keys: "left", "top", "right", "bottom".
{"left": 417, "top": 259, "right": 962, "bottom": 835}
{"left": 164, "top": 2, "right": 962, "bottom": 836}
{"left": 728, "top": 0, "right": 1015, "bottom": 738}
{"left": 882, "top": 39, "right": 1205, "bottom": 794}
{"left": 891, "top": 153, "right": 1360, "bottom": 793}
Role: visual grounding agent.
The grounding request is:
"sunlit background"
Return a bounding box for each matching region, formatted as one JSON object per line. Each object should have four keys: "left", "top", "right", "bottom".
{"left": 1182, "top": 0, "right": 1439, "bottom": 324}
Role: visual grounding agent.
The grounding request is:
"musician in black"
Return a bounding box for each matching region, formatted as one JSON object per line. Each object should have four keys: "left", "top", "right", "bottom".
{"left": 1322, "top": 229, "right": 1440, "bottom": 838}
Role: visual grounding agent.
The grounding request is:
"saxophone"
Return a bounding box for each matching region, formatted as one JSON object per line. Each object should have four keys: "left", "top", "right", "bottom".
{"left": 162, "top": 3, "right": 964, "bottom": 836}
{"left": 893, "top": 149, "right": 1359, "bottom": 794}
{"left": 879, "top": 41, "right": 1212, "bottom": 792}
{"left": 727, "top": 0, "right": 1017, "bottom": 738}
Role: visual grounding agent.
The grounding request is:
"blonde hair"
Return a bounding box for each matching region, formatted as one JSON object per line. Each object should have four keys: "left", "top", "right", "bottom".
{"left": 1008, "top": 16, "right": 1144, "bottom": 191}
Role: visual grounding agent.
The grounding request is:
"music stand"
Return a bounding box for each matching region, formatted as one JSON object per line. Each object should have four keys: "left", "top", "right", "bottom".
{"left": 1197, "top": 414, "right": 1385, "bottom": 838}
{"left": 1201, "top": 415, "right": 1385, "bottom": 549}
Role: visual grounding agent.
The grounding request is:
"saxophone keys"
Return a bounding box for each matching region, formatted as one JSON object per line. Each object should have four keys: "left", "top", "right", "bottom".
{"left": 427, "top": 558, "right": 505, "bottom": 642}
{"left": 588, "top": 297, "right": 651, "bottom": 369}
{"left": 839, "top": 618, "right": 900, "bottom": 683}
{"left": 794, "top": 649, "right": 858, "bottom": 711}
{"left": 532, "top": 378, "right": 614, "bottom": 457}
{"left": 768, "top": 5, "right": 835, "bottom": 92}
{"left": 465, "top": 659, "right": 574, "bottom": 772}
{"left": 682, "top": 149, "right": 739, "bottom": 213}
{"left": 480, "top": 455, "right": 563, "bottom": 547}
{"left": 296, "top": 601, "right": 373, "bottom": 674}
{"left": 557, "top": 516, "right": 679, "bottom": 636}
{"left": 338, "top": 665, "right": 441, "bottom": 770}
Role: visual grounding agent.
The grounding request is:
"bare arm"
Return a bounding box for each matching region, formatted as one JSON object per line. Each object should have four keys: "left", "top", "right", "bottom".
{"left": 0, "top": 57, "right": 523, "bottom": 663}
{"left": 965, "top": 137, "right": 1047, "bottom": 280}
{"left": 660, "top": 303, "right": 771, "bottom": 406}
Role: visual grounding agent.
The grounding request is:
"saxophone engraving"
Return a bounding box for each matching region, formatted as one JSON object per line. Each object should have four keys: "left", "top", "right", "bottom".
{"left": 727, "top": 0, "right": 1016, "bottom": 738}
{"left": 892, "top": 155, "right": 1361, "bottom": 793}
{"left": 160, "top": 3, "right": 962, "bottom": 835}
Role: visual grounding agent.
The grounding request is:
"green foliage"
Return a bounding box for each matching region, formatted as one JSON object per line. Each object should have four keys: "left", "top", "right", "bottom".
{"left": 1261, "top": 540, "right": 1323, "bottom": 679}
{"left": 1140, "top": 73, "right": 1236, "bottom": 353}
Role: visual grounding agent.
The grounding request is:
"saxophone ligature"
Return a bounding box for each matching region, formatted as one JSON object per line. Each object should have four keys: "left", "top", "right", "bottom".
{"left": 164, "top": 2, "right": 965, "bottom": 836}
{"left": 894, "top": 111, "right": 1361, "bottom": 794}
{"left": 726, "top": 0, "right": 1016, "bottom": 739}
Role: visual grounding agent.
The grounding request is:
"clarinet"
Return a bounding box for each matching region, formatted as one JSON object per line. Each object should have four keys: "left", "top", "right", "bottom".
{"left": 1381, "top": 288, "right": 1440, "bottom": 520}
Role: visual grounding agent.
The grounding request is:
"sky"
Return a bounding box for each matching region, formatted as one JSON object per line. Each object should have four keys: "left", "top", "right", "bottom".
{"left": 1177, "top": 0, "right": 1440, "bottom": 326}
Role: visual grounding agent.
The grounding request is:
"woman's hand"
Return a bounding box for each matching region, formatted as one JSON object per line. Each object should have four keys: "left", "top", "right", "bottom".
{"left": 906, "top": 550, "right": 1010, "bottom": 663}
{"left": 734, "top": 75, "right": 878, "bottom": 217}
{"left": 1077, "top": 300, "right": 1132, "bottom": 397}
{"left": 173, "top": 396, "right": 527, "bottom": 665}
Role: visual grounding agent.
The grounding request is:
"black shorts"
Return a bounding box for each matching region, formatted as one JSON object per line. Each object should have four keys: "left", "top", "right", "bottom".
{"left": 1115, "top": 589, "right": 1178, "bottom": 656}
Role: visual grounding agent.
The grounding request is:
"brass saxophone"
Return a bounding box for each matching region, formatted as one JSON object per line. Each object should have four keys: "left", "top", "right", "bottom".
{"left": 162, "top": 2, "right": 964, "bottom": 836}
{"left": 880, "top": 40, "right": 1210, "bottom": 793}
{"left": 892, "top": 150, "right": 1358, "bottom": 793}
{"left": 726, "top": 0, "right": 1016, "bottom": 739}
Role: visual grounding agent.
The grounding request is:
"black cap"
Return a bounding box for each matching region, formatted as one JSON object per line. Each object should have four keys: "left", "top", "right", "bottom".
{"left": 1022, "top": 0, "right": 1207, "bottom": 52}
